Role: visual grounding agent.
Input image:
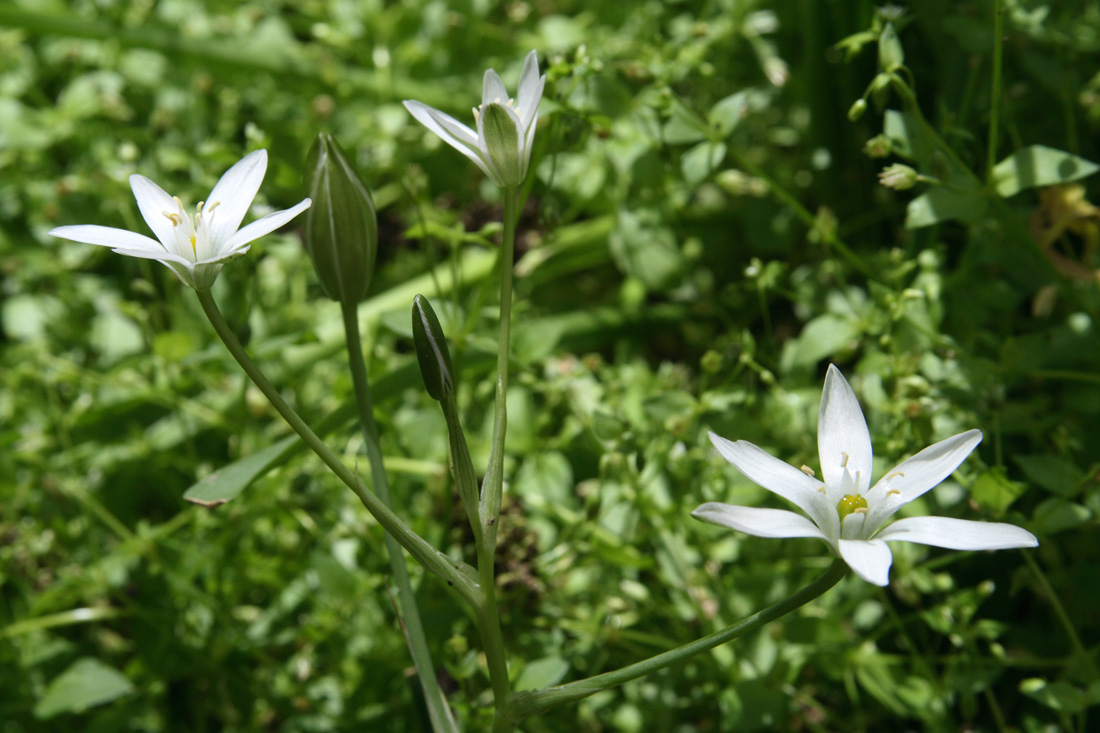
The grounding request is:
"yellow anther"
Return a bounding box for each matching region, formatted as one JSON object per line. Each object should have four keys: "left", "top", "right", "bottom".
{"left": 206, "top": 201, "right": 221, "bottom": 213}
{"left": 840, "top": 452, "right": 850, "bottom": 468}
{"left": 800, "top": 465, "right": 815, "bottom": 477}
{"left": 163, "top": 211, "right": 183, "bottom": 226}
{"left": 817, "top": 487, "right": 827, "bottom": 494}
{"left": 887, "top": 489, "right": 901, "bottom": 497}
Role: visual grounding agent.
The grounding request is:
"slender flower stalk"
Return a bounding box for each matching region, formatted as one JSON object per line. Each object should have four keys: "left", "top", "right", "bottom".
{"left": 50, "top": 150, "right": 311, "bottom": 290}
{"left": 343, "top": 302, "right": 458, "bottom": 733}
{"left": 404, "top": 51, "right": 545, "bottom": 188}
{"left": 694, "top": 365, "right": 1038, "bottom": 585}
{"left": 194, "top": 289, "right": 482, "bottom": 608}
{"left": 507, "top": 560, "right": 847, "bottom": 720}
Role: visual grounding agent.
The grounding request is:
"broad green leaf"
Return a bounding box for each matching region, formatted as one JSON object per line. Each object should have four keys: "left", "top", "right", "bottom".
{"left": 970, "top": 467, "right": 1027, "bottom": 513}
{"left": 662, "top": 106, "right": 707, "bottom": 145}
{"left": 514, "top": 452, "right": 575, "bottom": 506}
{"left": 1014, "top": 454, "right": 1083, "bottom": 497}
{"left": 905, "top": 187, "right": 987, "bottom": 229}
{"left": 514, "top": 656, "right": 570, "bottom": 692}
{"left": 609, "top": 209, "right": 684, "bottom": 291}
{"left": 34, "top": 658, "right": 134, "bottom": 719}
{"left": 681, "top": 141, "right": 727, "bottom": 185}
{"left": 1032, "top": 497, "right": 1091, "bottom": 535}
{"left": 992, "top": 145, "right": 1100, "bottom": 197}
{"left": 780, "top": 313, "right": 860, "bottom": 370}
{"left": 708, "top": 92, "right": 747, "bottom": 137}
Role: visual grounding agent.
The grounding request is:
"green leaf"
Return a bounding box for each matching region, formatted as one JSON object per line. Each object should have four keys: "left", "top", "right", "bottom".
{"left": 992, "top": 145, "right": 1100, "bottom": 197}
{"left": 662, "top": 106, "right": 707, "bottom": 145}
{"left": 514, "top": 452, "right": 575, "bottom": 506}
{"left": 1019, "top": 678, "right": 1089, "bottom": 714}
{"left": 905, "top": 187, "right": 988, "bottom": 229}
{"left": 514, "top": 656, "right": 570, "bottom": 692}
{"left": 184, "top": 434, "right": 298, "bottom": 507}
{"left": 779, "top": 313, "right": 860, "bottom": 370}
{"left": 1014, "top": 454, "right": 1084, "bottom": 497}
{"left": 1032, "top": 498, "right": 1091, "bottom": 534}
{"left": 681, "top": 141, "right": 727, "bottom": 186}
{"left": 708, "top": 92, "right": 747, "bottom": 137}
{"left": 609, "top": 209, "right": 684, "bottom": 291}
{"left": 970, "top": 467, "right": 1027, "bottom": 513}
{"left": 34, "top": 658, "right": 134, "bottom": 719}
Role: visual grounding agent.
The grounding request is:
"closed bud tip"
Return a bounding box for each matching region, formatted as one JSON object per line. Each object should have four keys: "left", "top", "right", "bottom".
{"left": 303, "top": 133, "right": 378, "bottom": 303}
{"left": 412, "top": 294, "right": 456, "bottom": 401}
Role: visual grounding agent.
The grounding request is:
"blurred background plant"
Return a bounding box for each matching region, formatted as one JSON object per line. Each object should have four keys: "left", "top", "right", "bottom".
{"left": 2, "top": 0, "right": 1098, "bottom": 730}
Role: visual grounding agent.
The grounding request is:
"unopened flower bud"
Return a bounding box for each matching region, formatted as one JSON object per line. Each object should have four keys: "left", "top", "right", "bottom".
{"left": 412, "top": 295, "right": 456, "bottom": 401}
{"left": 480, "top": 103, "right": 524, "bottom": 188}
{"left": 878, "top": 22, "right": 905, "bottom": 72}
{"left": 878, "top": 163, "right": 919, "bottom": 191}
{"left": 303, "top": 133, "right": 378, "bottom": 303}
{"left": 848, "top": 99, "right": 868, "bottom": 122}
{"left": 863, "top": 133, "right": 892, "bottom": 158}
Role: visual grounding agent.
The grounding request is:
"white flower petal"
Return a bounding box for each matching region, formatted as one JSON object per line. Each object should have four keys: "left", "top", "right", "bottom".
{"left": 404, "top": 100, "right": 479, "bottom": 147}
{"left": 206, "top": 149, "right": 267, "bottom": 244}
{"left": 876, "top": 515, "right": 1038, "bottom": 550}
{"left": 864, "top": 429, "right": 983, "bottom": 530}
{"left": 223, "top": 197, "right": 312, "bottom": 252}
{"left": 692, "top": 502, "right": 829, "bottom": 540}
{"left": 108, "top": 245, "right": 194, "bottom": 267}
{"left": 129, "top": 174, "right": 181, "bottom": 247}
{"left": 49, "top": 224, "right": 165, "bottom": 253}
{"left": 838, "top": 538, "right": 893, "bottom": 585}
{"left": 708, "top": 431, "right": 839, "bottom": 540}
{"left": 522, "top": 110, "right": 538, "bottom": 176}
{"left": 404, "top": 100, "right": 495, "bottom": 178}
{"left": 516, "top": 51, "right": 544, "bottom": 128}
{"left": 481, "top": 68, "right": 509, "bottom": 108}
{"left": 819, "top": 365, "right": 873, "bottom": 493}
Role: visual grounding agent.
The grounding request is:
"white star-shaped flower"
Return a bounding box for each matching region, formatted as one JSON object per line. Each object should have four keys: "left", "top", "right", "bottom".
{"left": 403, "top": 50, "right": 545, "bottom": 188}
{"left": 693, "top": 365, "right": 1037, "bottom": 585}
{"left": 49, "top": 150, "right": 311, "bottom": 291}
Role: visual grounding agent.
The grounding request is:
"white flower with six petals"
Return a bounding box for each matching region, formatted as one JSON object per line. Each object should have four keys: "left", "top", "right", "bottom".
{"left": 693, "top": 365, "right": 1037, "bottom": 585}
{"left": 403, "top": 50, "right": 545, "bottom": 188}
{"left": 49, "top": 150, "right": 311, "bottom": 291}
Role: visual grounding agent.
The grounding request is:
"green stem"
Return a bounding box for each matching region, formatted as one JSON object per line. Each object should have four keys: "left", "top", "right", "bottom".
{"left": 341, "top": 302, "right": 458, "bottom": 733}
{"left": 987, "top": 0, "right": 1005, "bottom": 182}
{"left": 482, "top": 187, "right": 520, "bottom": 732}
{"left": 195, "top": 289, "right": 481, "bottom": 608}
{"left": 437, "top": 393, "right": 511, "bottom": 729}
{"left": 1021, "top": 550, "right": 1098, "bottom": 680}
{"left": 481, "top": 187, "right": 518, "bottom": 550}
{"left": 729, "top": 151, "right": 877, "bottom": 282}
{"left": 506, "top": 560, "right": 847, "bottom": 720}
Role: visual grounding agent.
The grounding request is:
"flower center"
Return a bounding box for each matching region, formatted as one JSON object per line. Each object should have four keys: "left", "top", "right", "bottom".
{"left": 837, "top": 494, "right": 868, "bottom": 522}
{"left": 162, "top": 197, "right": 221, "bottom": 261}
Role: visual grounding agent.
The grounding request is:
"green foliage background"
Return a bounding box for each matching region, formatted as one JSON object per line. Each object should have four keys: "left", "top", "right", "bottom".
{"left": 2, "top": 0, "right": 1099, "bottom": 730}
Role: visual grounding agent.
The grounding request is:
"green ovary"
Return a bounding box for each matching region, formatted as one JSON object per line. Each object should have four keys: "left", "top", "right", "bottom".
{"left": 837, "top": 494, "right": 868, "bottom": 522}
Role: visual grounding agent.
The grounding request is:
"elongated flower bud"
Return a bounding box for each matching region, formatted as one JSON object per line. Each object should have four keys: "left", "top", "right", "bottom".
{"left": 412, "top": 295, "right": 456, "bottom": 401}
{"left": 303, "top": 134, "right": 378, "bottom": 303}
{"left": 479, "top": 103, "right": 524, "bottom": 188}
